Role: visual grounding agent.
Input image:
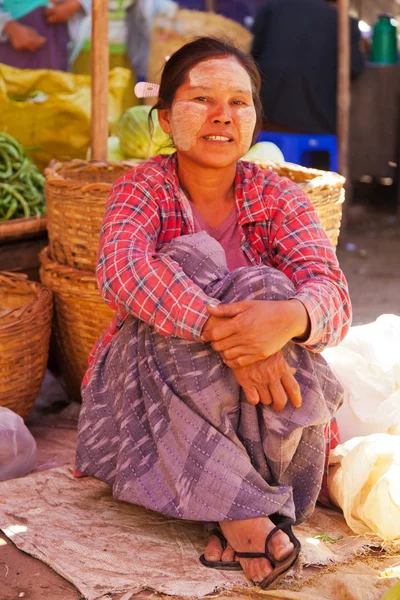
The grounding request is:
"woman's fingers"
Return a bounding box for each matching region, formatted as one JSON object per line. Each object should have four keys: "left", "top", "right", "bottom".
{"left": 207, "top": 301, "right": 247, "bottom": 318}
{"left": 242, "top": 385, "right": 260, "bottom": 405}
{"left": 211, "top": 334, "right": 241, "bottom": 353}
{"left": 268, "top": 381, "right": 288, "bottom": 411}
{"left": 281, "top": 372, "right": 302, "bottom": 408}
{"left": 202, "top": 320, "right": 239, "bottom": 343}
{"left": 258, "top": 385, "right": 273, "bottom": 406}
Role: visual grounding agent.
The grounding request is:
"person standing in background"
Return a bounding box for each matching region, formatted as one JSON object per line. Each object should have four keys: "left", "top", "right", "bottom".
{"left": 0, "top": 0, "right": 91, "bottom": 71}
{"left": 251, "top": 0, "right": 364, "bottom": 134}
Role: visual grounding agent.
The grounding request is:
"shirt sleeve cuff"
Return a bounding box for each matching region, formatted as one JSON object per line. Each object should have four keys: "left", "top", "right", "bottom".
{"left": 176, "top": 294, "right": 220, "bottom": 341}
{"left": 290, "top": 293, "right": 321, "bottom": 348}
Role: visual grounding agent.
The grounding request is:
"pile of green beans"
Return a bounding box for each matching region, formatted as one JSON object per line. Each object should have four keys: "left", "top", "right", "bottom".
{"left": 0, "top": 132, "right": 45, "bottom": 221}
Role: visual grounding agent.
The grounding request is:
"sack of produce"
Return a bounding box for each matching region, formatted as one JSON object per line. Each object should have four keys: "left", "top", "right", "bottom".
{"left": 0, "top": 407, "right": 37, "bottom": 482}
{"left": 328, "top": 432, "right": 400, "bottom": 550}
{"left": 115, "top": 105, "right": 175, "bottom": 159}
{"left": 323, "top": 314, "right": 400, "bottom": 442}
{"left": 0, "top": 65, "right": 136, "bottom": 171}
{"left": 0, "top": 133, "right": 45, "bottom": 221}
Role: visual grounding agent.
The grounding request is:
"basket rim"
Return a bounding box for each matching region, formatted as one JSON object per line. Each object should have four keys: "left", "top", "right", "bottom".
{"left": 0, "top": 214, "right": 47, "bottom": 243}
{"left": 39, "top": 246, "right": 97, "bottom": 282}
{"left": 0, "top": 271, "right": 52, "bottom": 330}
{"left": 256, "top": 160, "right": 346, "bottom": 184}
{"left": 45, "top": 158, "right": 143, "bottom": 187}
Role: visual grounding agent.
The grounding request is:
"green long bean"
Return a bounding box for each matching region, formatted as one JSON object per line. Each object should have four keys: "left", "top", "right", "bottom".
{"left": 0, "top": 132, "right": 45, "bottom": 221}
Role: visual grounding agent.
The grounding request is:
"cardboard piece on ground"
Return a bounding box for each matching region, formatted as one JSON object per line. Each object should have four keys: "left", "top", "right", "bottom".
{"left": 0, "top": 461, "right": 378, "bottom": 600}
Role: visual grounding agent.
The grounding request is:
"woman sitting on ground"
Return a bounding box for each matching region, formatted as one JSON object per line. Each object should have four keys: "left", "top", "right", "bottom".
{"left": 76, "top": 37, "right": 351, "bottom": 589}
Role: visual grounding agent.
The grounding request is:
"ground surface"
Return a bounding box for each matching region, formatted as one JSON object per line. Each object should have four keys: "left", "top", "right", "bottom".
{"left": 0, "top": 207, "right": 399, "bottom": 600}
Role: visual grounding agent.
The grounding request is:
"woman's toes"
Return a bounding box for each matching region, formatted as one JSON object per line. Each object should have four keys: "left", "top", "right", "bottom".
{"left": 203, "top": 534, "right": 223, "bottom": 561}
{"left": 221, "top": 543, "right": 236, "bottom": 562}
{"left": 269, "top": 530, "right": 294, "bottom": 562}
{"left": 240, "top": 557, "right": 272, "bottom": 584}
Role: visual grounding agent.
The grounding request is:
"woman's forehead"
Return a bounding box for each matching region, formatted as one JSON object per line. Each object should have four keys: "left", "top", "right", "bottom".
{"left": 184, "top": 57, "right": 252, "bottom": 92}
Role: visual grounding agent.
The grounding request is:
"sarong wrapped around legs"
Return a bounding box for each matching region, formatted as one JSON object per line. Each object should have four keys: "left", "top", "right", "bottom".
{"left": 76, "top": 232, "right": 343, "bottom": 524}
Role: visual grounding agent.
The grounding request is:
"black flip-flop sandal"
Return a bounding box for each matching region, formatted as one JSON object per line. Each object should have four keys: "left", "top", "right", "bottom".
{"left": 235, "top": 516, "right": 301, "bottom": 589}
{"left": 199, "top": 528, "right": 242, "bottom": 571}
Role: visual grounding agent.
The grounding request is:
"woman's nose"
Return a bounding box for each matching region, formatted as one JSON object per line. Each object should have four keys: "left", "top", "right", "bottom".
{"left": 211, "top": 104, "right": 232, "bottom": 125}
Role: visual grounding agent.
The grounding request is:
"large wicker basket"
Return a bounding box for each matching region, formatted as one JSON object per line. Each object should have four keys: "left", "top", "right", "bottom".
{"left": 39, "top": 247, "right": 114, "bottom": 400}
{"left": 45, "top": 160, "right": 140, "bottom": 271}
{"left": 0, "top": 215, "right": 47, "bottom": 243}
{"left": 0, "top": 272, "right": 53, "bottom": 418}
{"left": 259, "top": 161, "right": 345, "bottom": 249}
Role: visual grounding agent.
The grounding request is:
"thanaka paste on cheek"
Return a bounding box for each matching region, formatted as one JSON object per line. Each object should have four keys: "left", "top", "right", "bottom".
{"left": 170, "top": 102, "right": 207, "bottom": 151}
{"left": 237, "top": 106, "right": 257, "bottom": 153}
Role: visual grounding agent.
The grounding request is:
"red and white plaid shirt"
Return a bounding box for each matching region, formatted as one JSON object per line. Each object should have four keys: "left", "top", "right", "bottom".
{"left": 83, "top": 153, "right": 351, "bottom": 386}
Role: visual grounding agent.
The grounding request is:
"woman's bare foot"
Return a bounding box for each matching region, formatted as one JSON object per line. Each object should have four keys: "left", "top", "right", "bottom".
{"left": 219, "top": 517, "right": 294, "bottom": 583}
{"left": 203, "top": 533, "right": 236, "bottom": 563}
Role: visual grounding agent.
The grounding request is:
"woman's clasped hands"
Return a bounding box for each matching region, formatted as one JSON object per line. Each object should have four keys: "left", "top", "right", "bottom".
{"left": 201, "top": 299, "right": 310, "bottom": 410}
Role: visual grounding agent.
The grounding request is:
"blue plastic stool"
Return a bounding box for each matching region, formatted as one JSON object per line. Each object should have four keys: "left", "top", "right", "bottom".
{"left": 256, "top": 131, "right": 338, "bottom": 172}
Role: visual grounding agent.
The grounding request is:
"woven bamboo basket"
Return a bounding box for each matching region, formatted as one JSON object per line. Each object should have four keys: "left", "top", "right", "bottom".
{"left": 258, "top": 161, "right": 345, "bottom": 249}
{"left": 0, "top": 215, "right": 47, "bottom": 243}
{"left": 148, "top": 9, "right": 253, "bottom": 85}
{"left": 45, "top": 159, "right": 140, "bottom": 271}
{"left": 0, "top": 272, "right": 52, "bottom": 418}
{"left": 39, "top": 246, "right": 115, "bottom": 400}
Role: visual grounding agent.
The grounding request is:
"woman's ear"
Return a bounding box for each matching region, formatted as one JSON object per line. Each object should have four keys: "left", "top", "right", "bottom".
{"left": 158, "top": 108, "right": 172, "bottom": 134}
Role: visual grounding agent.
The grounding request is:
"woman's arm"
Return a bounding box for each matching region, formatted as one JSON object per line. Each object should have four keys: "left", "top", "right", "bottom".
{"left": 266, "top": 181, "right": 352, "bottom": 351}
{"left": 97, "top": 172, "right": 218, "bottom": 340}
{"left": 202, "top": 177, "right": 351, "bottom": 365}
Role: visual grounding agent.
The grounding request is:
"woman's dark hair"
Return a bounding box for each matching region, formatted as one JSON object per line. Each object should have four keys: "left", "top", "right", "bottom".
{"left": 150, "top": 36, "right": 263, "bottom": 145}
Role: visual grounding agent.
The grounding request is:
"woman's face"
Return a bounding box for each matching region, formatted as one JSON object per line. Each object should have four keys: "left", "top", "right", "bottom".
{"left": 158, "top": 57, "right": 257, "bottom": 169}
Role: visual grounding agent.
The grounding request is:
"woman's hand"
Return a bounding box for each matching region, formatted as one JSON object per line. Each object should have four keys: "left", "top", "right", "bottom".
{"left": 201, "top": 299, "right": 310, "bottom": 368}
{"left": 232, "top": 351, "right": 302, "bottom": 411}
{"left": 5, "top": 21, "right": 46, "bottom": 52}
{"left": 45, "top": 0, "right": 82, "bottom": 24}
{"left": 201, "top": 312, "right": 232, "bottom": 337}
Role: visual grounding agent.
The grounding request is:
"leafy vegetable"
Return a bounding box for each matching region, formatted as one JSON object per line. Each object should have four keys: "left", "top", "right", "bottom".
{"left": 115, "top": 105, "right": 175, "bottom": 159}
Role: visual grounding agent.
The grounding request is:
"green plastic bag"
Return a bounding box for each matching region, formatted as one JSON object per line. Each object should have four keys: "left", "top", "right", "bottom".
{"left": 0, "top": 64, "right": 136, "bottom": 171}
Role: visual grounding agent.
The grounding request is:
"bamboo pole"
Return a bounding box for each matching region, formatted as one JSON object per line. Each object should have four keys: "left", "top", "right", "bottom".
{"left": 91, "top": 0, "right": 109, "bottom": 161}
{"left": 356, "top": 0, "right": 363, "bottom": 22}
{"left": 337, "top": 0, "right": 350, "bottom": 180}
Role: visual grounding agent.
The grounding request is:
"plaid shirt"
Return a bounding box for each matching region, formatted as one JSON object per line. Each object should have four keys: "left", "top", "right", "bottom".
{"left": 83, "top": 153, "right": 351, "bottom": 386}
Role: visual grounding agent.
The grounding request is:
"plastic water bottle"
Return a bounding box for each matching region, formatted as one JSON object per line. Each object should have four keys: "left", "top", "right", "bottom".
{"left": 370, "top": 14, "right": 398, "bottom": 65}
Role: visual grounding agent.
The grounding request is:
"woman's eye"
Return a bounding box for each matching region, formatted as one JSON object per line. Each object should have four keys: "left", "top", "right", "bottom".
{"left": 232, "top": 100, "right": 246, "bottom": 106}
{"left": 195, "top": 96, "right": 208, "bottom": 102}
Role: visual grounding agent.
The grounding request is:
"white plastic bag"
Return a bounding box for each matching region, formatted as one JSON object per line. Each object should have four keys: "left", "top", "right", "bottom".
{"left": 328, "top": 432, "right": 400, "bottom": 547}
{"left": 0, "top": 408, "right": 37, "bottom": 482}
{"left": 323, "top": 314, "right": 400, "bottom": 442}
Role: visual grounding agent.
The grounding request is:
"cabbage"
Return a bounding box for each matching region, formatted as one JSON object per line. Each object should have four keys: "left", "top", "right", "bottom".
{"left": 115, "top": 105, "right": 175, "bottom": 159}
{"left": 86, "top": 136, "right": 126, "bottom": 161}
{"left": 105, "top": 136, "right": 126, "bottom": 161}
{"left": 242, "top": 142, "right": 285, "bottom": 164}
